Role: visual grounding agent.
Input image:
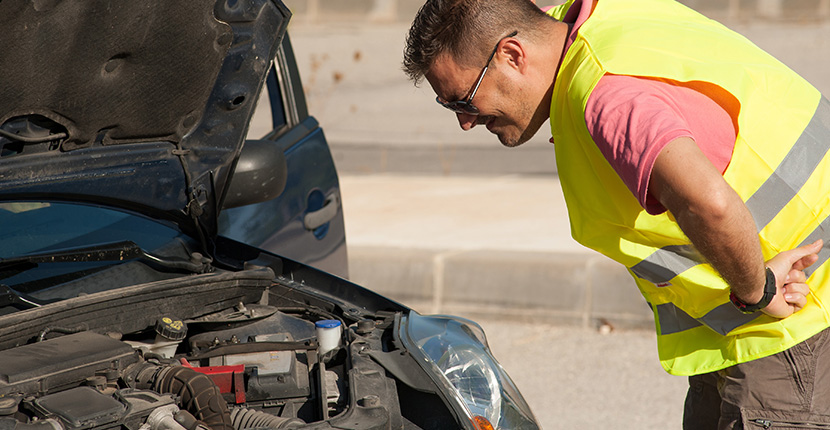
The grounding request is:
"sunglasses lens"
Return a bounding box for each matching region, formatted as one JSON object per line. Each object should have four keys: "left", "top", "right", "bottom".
{"left": 458, "top": 103, "right": 478, "bottom": 115}
{"left": 436, "top": 98, "right": 479, "bottom": 115}
{"left": 450, "top": 102, "right": 478, "bottom": 115}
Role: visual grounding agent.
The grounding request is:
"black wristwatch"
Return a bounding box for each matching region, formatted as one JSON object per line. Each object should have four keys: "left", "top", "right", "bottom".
{"left": 729, "top": 267, "right": 777, "bottom": 314}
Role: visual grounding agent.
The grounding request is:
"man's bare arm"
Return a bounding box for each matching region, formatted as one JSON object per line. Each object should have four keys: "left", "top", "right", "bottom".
{"left": 649, "top": 137, "right": 821, "bottom": 318}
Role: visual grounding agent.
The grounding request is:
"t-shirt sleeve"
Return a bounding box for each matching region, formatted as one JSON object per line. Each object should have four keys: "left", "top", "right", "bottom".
{"left": 584, "top": 74, "right": 735, "bottom": 215}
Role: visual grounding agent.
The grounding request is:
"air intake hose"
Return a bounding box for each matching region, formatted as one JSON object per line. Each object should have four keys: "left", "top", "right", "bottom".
{"left": 129, "top": 363, "right": 233, "bottom": 430}
{"left": 229, "top": 407, "right": 304, "bottom": 429}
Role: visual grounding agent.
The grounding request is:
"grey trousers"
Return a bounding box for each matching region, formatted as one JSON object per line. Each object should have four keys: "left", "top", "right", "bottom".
{"left": 683, "top": 327, "right": 830, "bottom": 429}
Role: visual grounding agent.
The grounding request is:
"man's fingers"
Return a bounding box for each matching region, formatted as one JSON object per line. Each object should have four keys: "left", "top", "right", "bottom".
{"left": 784, "top": 281, "right": 810, "bottom": 297}
{"left": 763, "top": 240, "right": 822, "bottom": 317}
{"left": 793, "top": 252, "right": 821, "bottom": 271}
{"left": 784, "top": 294, "right": 808, "bottom": 312}
{"left": 785, "top": 269, "right": 807, "bottom": 284}
{"left": 783, "top": 282, "right": 811, "bottom": 311}
{"left": 788, "top": 239, "right": 823, "bottom": 271}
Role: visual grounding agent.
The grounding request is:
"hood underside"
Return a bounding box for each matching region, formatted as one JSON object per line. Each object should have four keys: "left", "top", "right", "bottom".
{"left": 0, "top": 0, "right": 290, "bottom": 240}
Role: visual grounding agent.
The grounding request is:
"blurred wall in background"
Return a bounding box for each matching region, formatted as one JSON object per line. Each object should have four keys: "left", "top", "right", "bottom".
{"left": 284, "top": 0, "right": 830, "bottom": 24}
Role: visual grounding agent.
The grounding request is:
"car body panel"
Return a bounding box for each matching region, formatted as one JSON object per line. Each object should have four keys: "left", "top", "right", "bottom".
{"left": 0, "top": 0, "right": 291, "bottom": 241}
{"left": 219, "top": 35, "right": 348, "bottom": 278}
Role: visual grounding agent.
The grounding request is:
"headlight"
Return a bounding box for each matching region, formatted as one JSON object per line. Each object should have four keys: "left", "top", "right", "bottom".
{"left": 401, "top": 312, "right": 539, "bottom": 430}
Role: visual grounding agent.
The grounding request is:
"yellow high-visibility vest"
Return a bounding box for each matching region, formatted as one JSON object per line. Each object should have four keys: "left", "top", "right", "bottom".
{"left": 548, "top": 0, "right": 830, "bottom": 375}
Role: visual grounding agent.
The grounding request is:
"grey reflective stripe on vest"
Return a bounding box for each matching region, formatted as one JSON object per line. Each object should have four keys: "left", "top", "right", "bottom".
{"left": 802, "top": 214, "right": 830, "bottom": 278}
{"left": 641, "top": 96, "right": 830, "bottom": 336}
{"left": 630, "top": 244, "right": 704, "bottom": 284}
{"left": 654, "top": 302, "right": 761, "bottom": 335}
{"left": 745, "top": 97, "right": 830, "bottom": 230}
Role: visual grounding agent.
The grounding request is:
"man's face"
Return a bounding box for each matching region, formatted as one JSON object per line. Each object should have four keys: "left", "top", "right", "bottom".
{"left": 425, "top": 51, "right": 542, "bottom": 148}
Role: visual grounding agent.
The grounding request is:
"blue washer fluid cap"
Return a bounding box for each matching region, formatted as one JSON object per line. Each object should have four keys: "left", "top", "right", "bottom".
{"left": 316, "top": 319, "right": 342, "bottom": 329}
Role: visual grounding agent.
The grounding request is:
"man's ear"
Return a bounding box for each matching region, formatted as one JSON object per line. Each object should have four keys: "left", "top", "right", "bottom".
{"left": 497, "top": 38, "right": 527, "bottom": 74}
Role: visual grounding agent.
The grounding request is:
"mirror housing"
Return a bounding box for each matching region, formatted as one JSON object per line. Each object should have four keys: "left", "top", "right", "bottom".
{"left": 222, "top": 139, "right": 287, "bottom": 209}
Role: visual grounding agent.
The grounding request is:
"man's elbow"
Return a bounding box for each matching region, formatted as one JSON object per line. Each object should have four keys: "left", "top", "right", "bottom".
{"left": 676, "top": 185, "right": 739, "bottom": 227}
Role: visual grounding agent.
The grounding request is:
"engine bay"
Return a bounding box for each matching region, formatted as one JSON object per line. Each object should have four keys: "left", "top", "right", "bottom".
{"left": 0, "top": 303, "right": 370, "bottom": 430}
{"left": 0, "top": 259, "right": 465, "bottom": 430}
{"left": 0, "top": 271, "right": 451, "bottom": 430}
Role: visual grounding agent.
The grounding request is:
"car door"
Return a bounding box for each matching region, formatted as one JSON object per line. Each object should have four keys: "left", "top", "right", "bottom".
{"left": 218, "top": 33, "right": 348, "bottom": 279}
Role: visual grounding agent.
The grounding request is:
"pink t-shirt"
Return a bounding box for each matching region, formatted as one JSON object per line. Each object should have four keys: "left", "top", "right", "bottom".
{"left": 585, "top": 76, "right": 736, "bottom": 214}
{"left": 553, "top": 0, "right": 737, "bottom": 215}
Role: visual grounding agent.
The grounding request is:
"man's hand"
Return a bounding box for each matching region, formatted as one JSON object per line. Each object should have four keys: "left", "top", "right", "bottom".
{"left": 761, "top": 239, "right": 823, "bottom": 318}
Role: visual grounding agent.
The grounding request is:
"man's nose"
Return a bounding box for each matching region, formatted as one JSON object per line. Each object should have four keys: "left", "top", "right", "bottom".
{"left": 457, "top": 112, "right": 478, "bottom": 131}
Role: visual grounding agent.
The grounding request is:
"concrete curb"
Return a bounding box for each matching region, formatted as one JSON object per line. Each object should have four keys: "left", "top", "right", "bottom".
{"left": 347, "top": 245, "right": 657, "bottom": 329}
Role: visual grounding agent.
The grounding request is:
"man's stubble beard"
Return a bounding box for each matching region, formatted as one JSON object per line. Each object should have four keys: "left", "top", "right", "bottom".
{"left": 498, "top": 96, "right": 549, "bottom": 148}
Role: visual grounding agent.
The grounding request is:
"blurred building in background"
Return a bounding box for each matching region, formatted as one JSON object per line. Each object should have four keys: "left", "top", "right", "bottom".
{"left": 284, "top": 0, "right": 830, "bottom": 24}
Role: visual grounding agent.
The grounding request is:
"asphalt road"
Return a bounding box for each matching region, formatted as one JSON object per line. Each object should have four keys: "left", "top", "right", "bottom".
{"left": 477, "top": 319, "right": 688, "bottom": 430}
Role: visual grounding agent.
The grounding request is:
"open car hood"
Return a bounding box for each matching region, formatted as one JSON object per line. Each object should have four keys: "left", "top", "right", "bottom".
{"left": 0, "top": 0, "right": 290, "bottom": 242}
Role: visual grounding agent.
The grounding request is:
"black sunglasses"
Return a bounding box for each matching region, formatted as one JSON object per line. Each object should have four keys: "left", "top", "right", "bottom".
{"left": 436, "top": 31, "right": 519, "bottom": 116}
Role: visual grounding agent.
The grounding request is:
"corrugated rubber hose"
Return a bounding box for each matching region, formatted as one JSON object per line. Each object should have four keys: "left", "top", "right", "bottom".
{"left": 229, "top": 407, "right": 304, "bottom": 429}
{"left": 132, "top": 364, "right": 233, "bottom": 430}
{"left": 153, "top": 367, "right": 234, "bottom": 430}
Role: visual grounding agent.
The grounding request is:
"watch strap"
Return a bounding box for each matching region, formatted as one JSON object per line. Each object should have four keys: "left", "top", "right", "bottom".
{"left": 730, "top": 267, "right": 777, "bottom": 314}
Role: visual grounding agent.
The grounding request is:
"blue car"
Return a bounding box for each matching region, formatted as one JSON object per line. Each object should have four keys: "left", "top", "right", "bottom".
{"left": 0, "top": 1, "right": 539, "bottom": 429}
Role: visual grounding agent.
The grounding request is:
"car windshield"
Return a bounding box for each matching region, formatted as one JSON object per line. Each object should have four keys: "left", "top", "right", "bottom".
{"left": 0, "top": 201, "right": 191, "bottom": 310}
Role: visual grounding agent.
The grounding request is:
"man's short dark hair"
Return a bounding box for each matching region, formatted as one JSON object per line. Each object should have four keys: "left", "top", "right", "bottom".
{"left": 403, "top": 0, "right": 552, "bottom": 85}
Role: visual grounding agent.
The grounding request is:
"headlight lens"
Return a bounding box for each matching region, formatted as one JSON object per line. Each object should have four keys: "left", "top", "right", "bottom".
{"left": 401, "top": 312, "right": 539, "bottom": 430}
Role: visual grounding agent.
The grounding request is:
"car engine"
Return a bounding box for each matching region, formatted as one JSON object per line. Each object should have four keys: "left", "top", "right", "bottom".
{"left": 0, "top": 300, "right": 423, "bottom": 430}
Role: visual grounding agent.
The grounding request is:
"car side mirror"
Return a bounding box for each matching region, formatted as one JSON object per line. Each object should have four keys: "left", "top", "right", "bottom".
{"left": 222, "top": 139, "right": 287, "bottom": 209}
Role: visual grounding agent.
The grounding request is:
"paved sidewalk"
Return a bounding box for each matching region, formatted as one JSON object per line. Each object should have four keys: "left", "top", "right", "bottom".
{"left": 339, "top": 174, "right": 654, "bottom": 328}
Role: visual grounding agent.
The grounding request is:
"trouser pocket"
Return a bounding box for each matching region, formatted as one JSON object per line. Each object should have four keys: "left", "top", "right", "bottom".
{"left": 748, "top": 420, "right": 830, "bottom": 429}
{"left": 744, "top": 410, "right": 830, "bottom": 429}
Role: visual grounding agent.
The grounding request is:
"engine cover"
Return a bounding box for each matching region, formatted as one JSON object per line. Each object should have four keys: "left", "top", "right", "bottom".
{"left": 0, "top": 332, "right": 138, "bottom": 397}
